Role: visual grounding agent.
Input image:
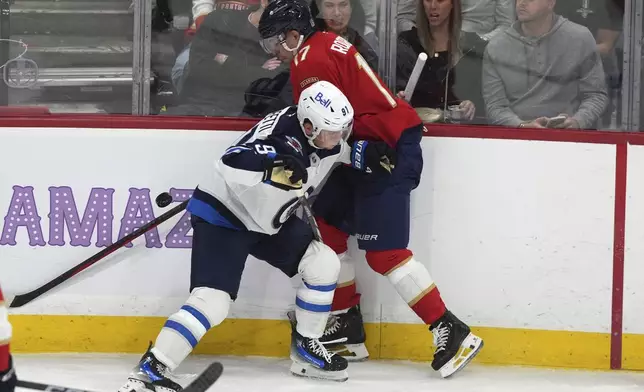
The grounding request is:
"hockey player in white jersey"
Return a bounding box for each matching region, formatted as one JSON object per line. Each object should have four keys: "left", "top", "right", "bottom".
{"left": 118, "top": 81, "right": 397, "bottom": 390}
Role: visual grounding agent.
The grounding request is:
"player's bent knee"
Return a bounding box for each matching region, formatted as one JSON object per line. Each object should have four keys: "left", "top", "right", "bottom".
{"left": 298, "top": 240, "right": 341, "bottom": 286}
{"left": 173, "top": 287, "right": 231, "bottom": 334}
{"left": 365, "top": 249, "right": 414, "bottom": 276}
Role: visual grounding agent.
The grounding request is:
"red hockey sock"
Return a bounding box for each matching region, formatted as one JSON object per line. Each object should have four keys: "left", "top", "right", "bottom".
{"left": 331, "top": 281, "right": 361, "bottom": 311}
{"left": 316, "top": 216, "right": 360, "bottom": 311}
{"left": 315, "top": 217, "right": 349, "bottom": 254}
{"left": 0, "top": 344, "right": 9, "bottom": 371}
{"left": 0, "top": 286, "right": 10, "bottom": 372}
{"left": 410, "top": 286, "right": 447, "bottom": 325}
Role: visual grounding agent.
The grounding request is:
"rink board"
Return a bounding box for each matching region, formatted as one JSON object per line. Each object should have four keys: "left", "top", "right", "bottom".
{"left": 0, "top": 121, "right": 642, "bottom": 371}
{"left": 9, "top": 315, "right": 610, "bottom": 369}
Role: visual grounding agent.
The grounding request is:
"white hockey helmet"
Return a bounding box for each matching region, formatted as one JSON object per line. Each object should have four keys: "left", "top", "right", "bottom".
{"left": 297, "top": 81, "right": 354, "bottom": 149}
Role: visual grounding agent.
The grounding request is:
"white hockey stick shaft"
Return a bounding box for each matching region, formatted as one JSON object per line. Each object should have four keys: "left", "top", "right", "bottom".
{"left": 403, "top": 52, "right": 428, "bottom": 102}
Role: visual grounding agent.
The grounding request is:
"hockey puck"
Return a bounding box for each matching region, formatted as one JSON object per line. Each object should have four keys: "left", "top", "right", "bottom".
{"left": 155, "top": 192, "right": 173, "bottom": 208}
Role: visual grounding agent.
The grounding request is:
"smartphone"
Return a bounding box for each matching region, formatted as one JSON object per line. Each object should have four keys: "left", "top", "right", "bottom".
{"left": 546, "top": 115, "right": 567, "bottom": 128}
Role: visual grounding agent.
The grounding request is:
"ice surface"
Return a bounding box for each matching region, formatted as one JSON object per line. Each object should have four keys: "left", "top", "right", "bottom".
{"left": 12, "top": 353, "right": 644, "bottom": 392}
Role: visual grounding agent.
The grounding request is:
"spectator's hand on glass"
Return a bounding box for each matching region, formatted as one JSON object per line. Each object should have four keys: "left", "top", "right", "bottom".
{"left": 459, "top": 100, "right": 476, "bottom": 120}
{"left": 520, "top": 117, "right": 549, "bottom": 128}
{"left": 262, "top": 57, "right": 282, "bottom": 71}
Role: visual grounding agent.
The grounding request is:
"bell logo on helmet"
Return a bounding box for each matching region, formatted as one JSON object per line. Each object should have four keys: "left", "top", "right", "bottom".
{"left": 314, "top": 92, "right": 331, "bottom": 108}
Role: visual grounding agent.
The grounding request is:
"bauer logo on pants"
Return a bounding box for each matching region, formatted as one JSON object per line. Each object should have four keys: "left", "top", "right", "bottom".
{"left": 356, "top": 233, "right": 378, "bottom": 241}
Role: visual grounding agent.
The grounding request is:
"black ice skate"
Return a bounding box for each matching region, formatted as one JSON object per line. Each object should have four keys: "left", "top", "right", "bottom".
{"left": 1, "top": 356, "right": 17, "bottom": 392}
{"left": 290, "top": 329, "right": 349, "bottom": 382}
{"left": 318, "top": 305, "right": 369, "bottom": 361}
{"left": 119, "top": 344, "right": 183, "bottom": 392}
{"left": 429, "top": 310, "right": 484, "bottom": 378}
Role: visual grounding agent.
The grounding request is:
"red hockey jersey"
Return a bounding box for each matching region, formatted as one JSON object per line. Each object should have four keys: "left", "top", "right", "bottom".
{"left": 290, "top": 32, "right": 421, "bottom": 147}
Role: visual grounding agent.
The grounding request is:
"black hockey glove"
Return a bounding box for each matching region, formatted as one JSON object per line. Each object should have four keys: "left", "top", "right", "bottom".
{"left": 0, "top": 356, "right": 17, "bottom": 392}
{"left": 263, "top": 154, "right": 308, "bottom": 191}
{"left": 350, "top": 140, "right": 397, "bottom": 175}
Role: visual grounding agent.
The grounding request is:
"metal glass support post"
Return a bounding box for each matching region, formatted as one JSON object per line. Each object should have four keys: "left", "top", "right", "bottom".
{"left": 621, "top": 0, "right": 643, "bottom": 131}
{"left": 377, "top": 0, "right": 397, "bottom": 93}
{"left": 132, "top": 0, "right": 152, "bottom": 115}
{"left": 0, "top": 0, "right": 10, "bottom": 106}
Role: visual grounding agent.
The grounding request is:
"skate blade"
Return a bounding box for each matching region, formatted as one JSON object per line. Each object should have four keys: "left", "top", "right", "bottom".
{"left": 438, "top": 333, "right": 484, "bottom": 378}
{"left": 326, "top": 343, "right": 369, "bottom": 362}
{"left": 289, "top": 361, "right": 349, "bottom": 382}
{"left": 118, "top": 378, "right": 180, "bottom": 392}
{"left": 118, "top": 378, "right": 152, "bottom": 392}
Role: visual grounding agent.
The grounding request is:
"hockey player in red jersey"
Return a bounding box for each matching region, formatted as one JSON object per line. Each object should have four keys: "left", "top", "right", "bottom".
{"left": 258, "top": 0, "right": 483, "bottom": 378}
{"left": 0, "top": 286, "right": 16, "bottom": 392}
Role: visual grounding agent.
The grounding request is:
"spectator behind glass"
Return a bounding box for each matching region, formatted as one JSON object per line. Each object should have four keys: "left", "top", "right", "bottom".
{"left": 554, "top": 0, "right": 624, "bottom": 128}
{"left": 398, "top": 0, "right": 514, "bottom": 41}
{"left": 555, "top": 0, "right": 624, "bottom": 57}
{"left": 173, "top": 1, "right": 258, "bottom": 94}
{"left": 482, "top": 0, "right": 608, "bottom": 129}
{"left": 189, "top": 0, "right": 258, "bottom": 36}
{"left": 165, "top": 0, "right": 285, "bottom": 117}
{"left": 352, "top": 0, "right": 380, "bottom": 52}
{"left": 396, "top": 0, "right": 481, "bottom": 123}
{"left": 461, "top": 0, "right": 515, "bottom": 41}
{"left": 310, "top": 0, "right": 379, "bottom": 71}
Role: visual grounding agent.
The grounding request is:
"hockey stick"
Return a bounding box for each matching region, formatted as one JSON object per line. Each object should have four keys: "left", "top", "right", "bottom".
{"left": 403, "top": 52, "right": 428, "bottom": 103}
{"left": 16, "top": 361, "right": 224, "bottom": 392}
{"left": 10, "top": 199, "right": 188, "bottom": 308}
{"left": 16, "top": 379, "right": 93, "bottom": 392}
{"left": 296, "top": 189, "right": 321, "bottom": 242}
{"left": 182, "top": 362, "right": 224, "bottom": 392}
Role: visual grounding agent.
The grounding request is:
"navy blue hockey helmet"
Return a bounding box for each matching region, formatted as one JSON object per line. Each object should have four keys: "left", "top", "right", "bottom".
{"left": 258, "top": 0, "right": 315, "bottom": 54}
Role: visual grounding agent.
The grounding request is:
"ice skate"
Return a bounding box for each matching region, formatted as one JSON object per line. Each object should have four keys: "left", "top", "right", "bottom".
{"left": 429, "top": 310, "right": 484, "bottom": 378}
{"left": 118, "top": 345, "right": 183, "bottom": 392}
{"left": 0, "top": 356, "right": 17, "bottom": 391}
{"left": 290, "top": 329, "right": 349, "bottom": 382}
{"left": 319, "top": 305, "right": 369, "bottom": 361}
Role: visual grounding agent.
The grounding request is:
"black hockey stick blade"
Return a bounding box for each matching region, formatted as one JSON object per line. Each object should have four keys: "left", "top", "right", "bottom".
{"left": 183, "top": 362, "right": 224, "bottom": 392}
{"left": 10, "top": 199, "right": 189, "bottom": 308}
{"left": 16, "top": 379, "right": 95, "bottom": 392}
{"left": 15, "top": 361, "right": 222, "bottom": 392}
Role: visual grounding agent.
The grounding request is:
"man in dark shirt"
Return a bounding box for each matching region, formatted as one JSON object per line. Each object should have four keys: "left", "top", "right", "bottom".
{"left": 555, "top": 0, "right": 624, "bottom": 127}
{"left": 166, "top": 0, "right": 287, "bottom": 116}
{"left": 555, "top": 0, "right": 623, "bottom": 55}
